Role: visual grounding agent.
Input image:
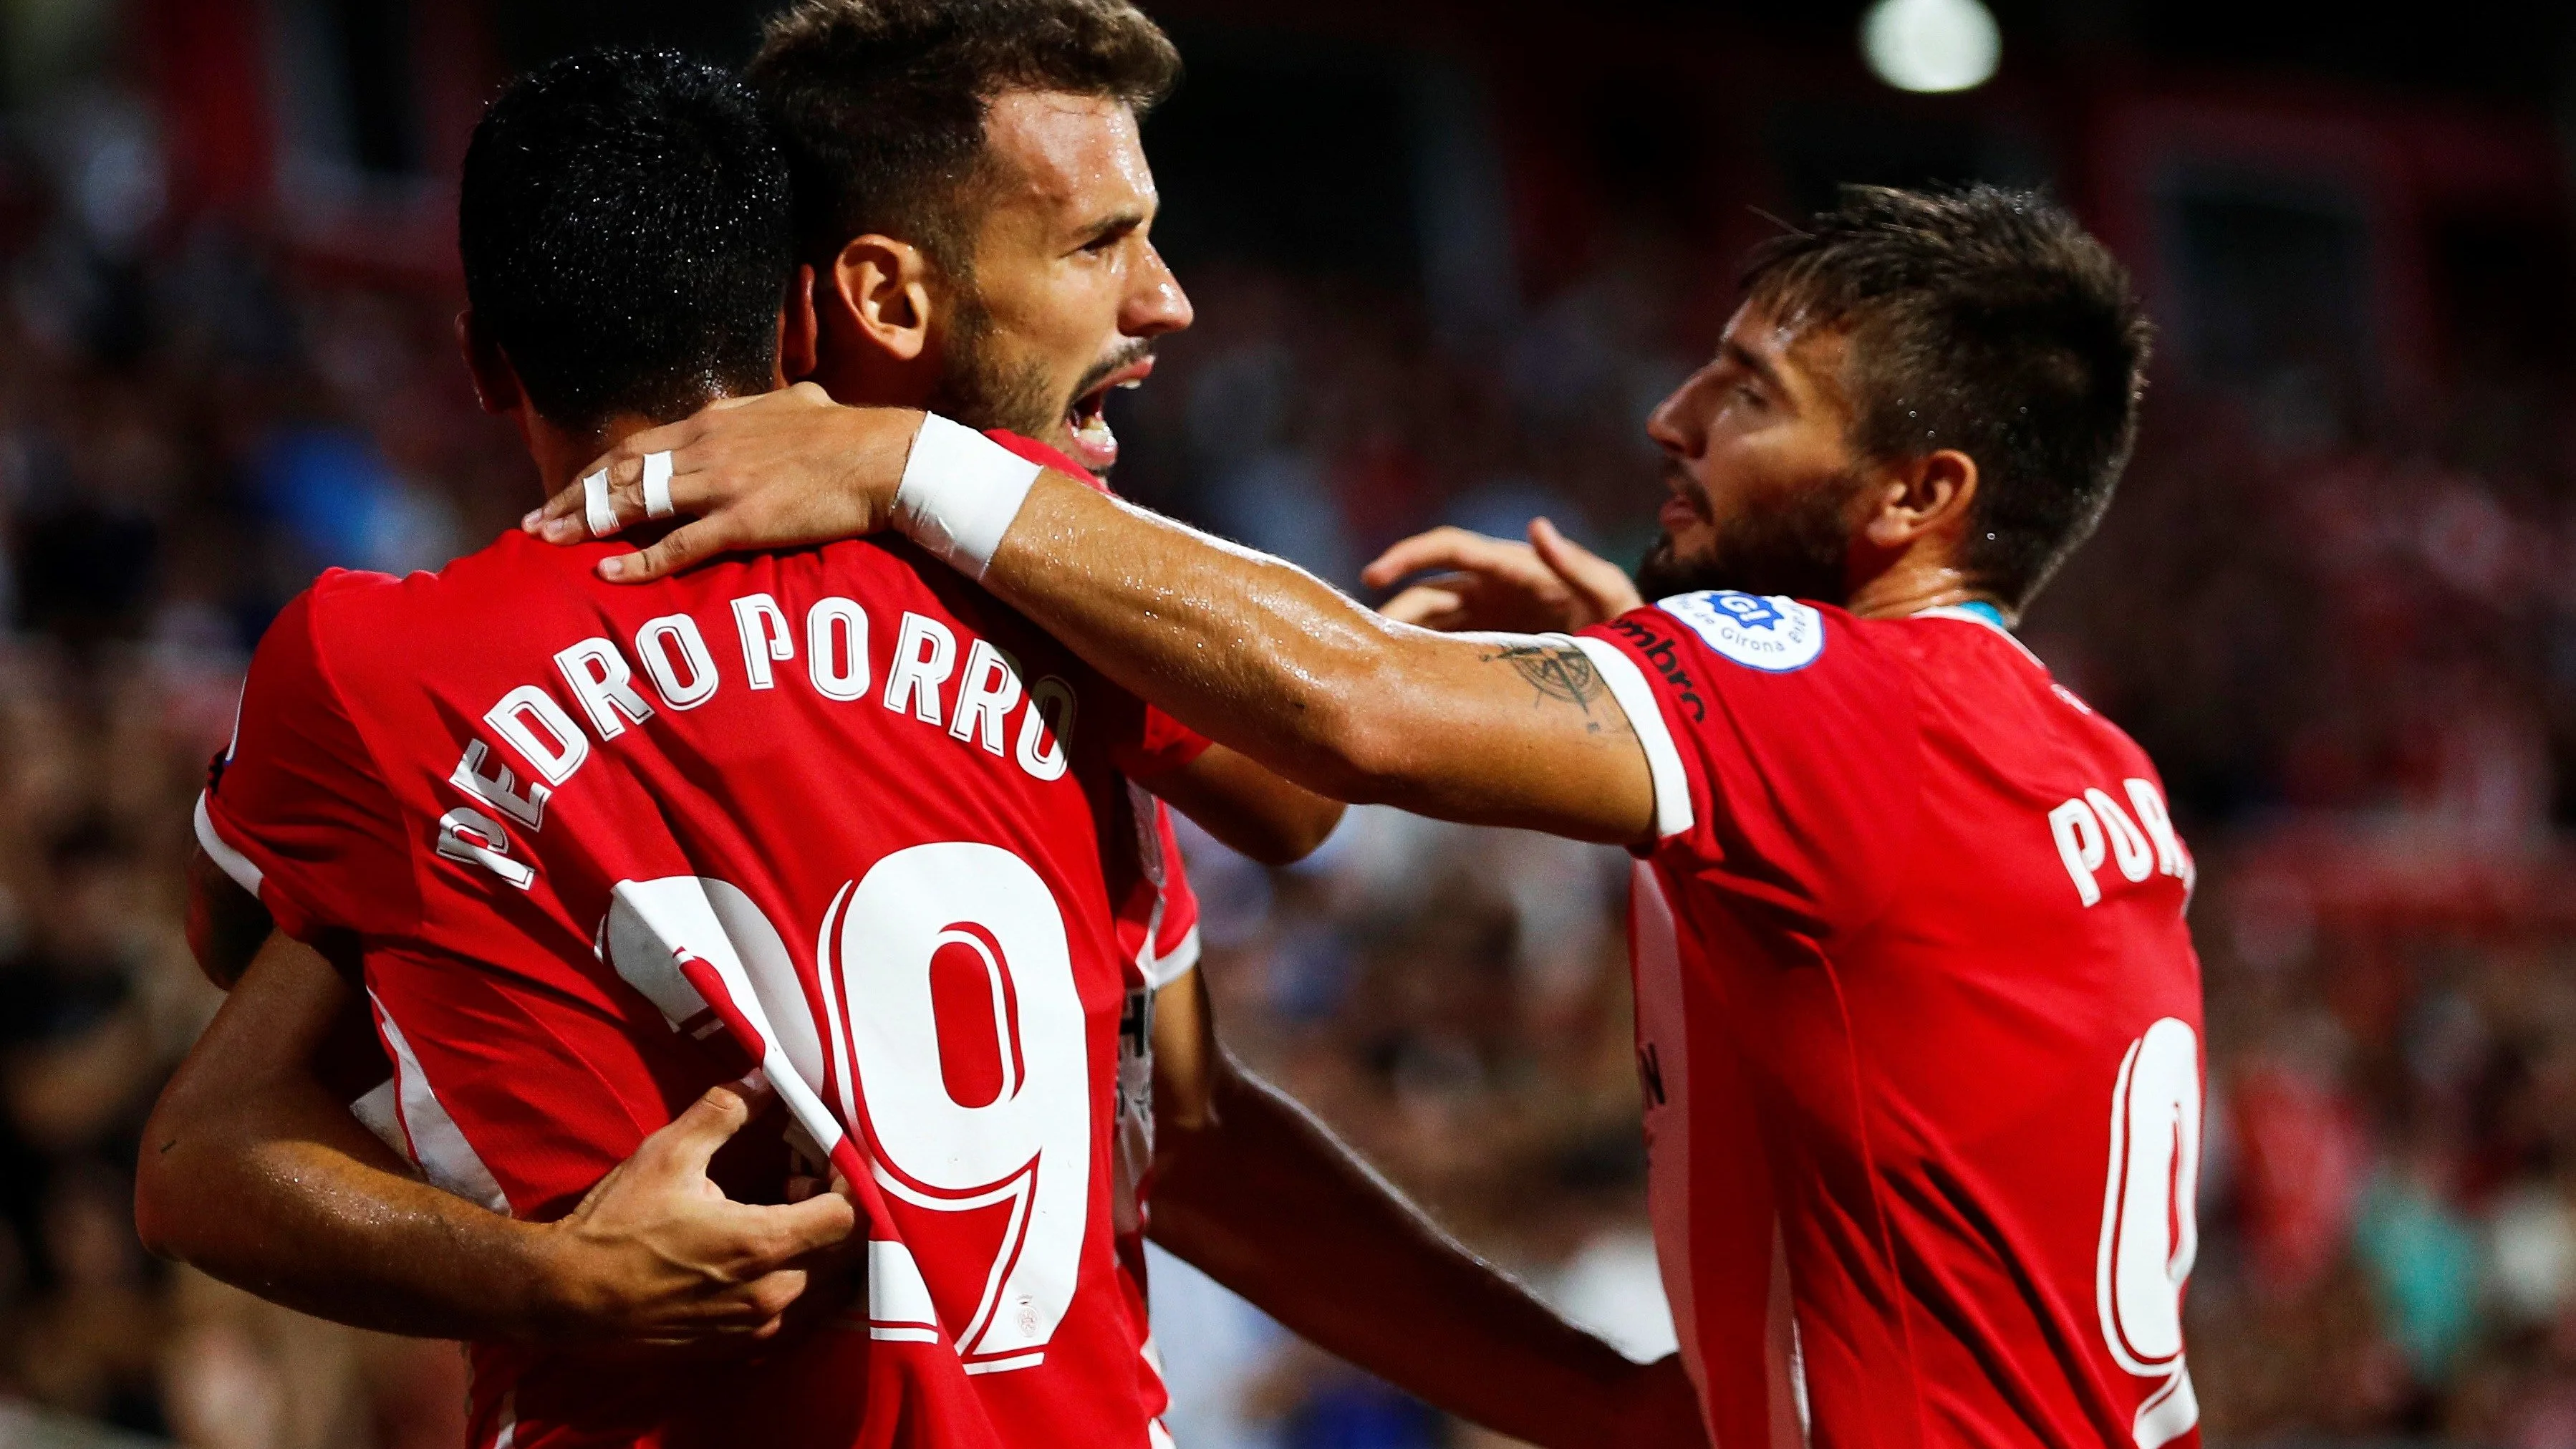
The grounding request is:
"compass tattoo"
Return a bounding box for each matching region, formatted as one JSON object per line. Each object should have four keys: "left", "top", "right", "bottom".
{"left": 1482, "top": 641, "right": 1608, "bottom": 723}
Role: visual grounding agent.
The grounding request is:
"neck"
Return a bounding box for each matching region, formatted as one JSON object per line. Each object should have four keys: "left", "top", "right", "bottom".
{"left": 810, "top": 310, "right": 941, "bottom": 413}
{"left": 521, "top": 409, "right": 688, "bottom": 496}
{"left": 1842, "top": 553, "right": 2015, "bottom": 626}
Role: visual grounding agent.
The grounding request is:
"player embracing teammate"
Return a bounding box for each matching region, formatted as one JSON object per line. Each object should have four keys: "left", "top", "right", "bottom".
{"left": 141, "top": 10, "right": 1699, "bottom": 1449}
{"left": 554, "top": 183, "right": 2207, "bottom": 1448}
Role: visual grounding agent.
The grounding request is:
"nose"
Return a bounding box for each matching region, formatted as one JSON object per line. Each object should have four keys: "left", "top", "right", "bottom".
{"left": 1124, "top": 241, "right": 1194, "bottom": 339}
{"left": 1645, "top": 365, "right": 1710, "bottom": 458}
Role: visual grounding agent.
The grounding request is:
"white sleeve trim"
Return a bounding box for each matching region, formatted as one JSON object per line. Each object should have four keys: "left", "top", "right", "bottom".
{"left": 1143, "top": 924, "right": 1202, "bottom": 991}
{"left": 193, "top": 790, "right": 266, "bottom": 894}
{"left": 1563, "top": 635, "right": 1696, "bottom": 840}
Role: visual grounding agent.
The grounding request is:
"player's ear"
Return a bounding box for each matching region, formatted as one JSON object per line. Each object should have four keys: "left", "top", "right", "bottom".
{"left": 776, "top": 264, "right": 821, "bottom": 385}
{"left": 1861, "top": 448, "right": 1978, "bottom": 549}
{"left": 456, "top": 309, "right": 523, "bottom": 417}
{"left": 829, "top": 235, "right": 934, "bottom": 365}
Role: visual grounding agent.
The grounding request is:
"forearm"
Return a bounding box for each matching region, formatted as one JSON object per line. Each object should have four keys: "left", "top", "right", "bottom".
{"left": 986, "top": 476, "right": 1647, "bottom": 841}
{"left": 1139, "top": 743, "right": 1345, "bottom": 866}
{"left": 1149, "top": 1060, "right": 1648, "bottom": 1448}
{"left": 185, "top": 845, "right": 274, "bottom": 988}
{"left": 138, "top": 936, "right": 565, "bottom": 1340}
{"left": 141, "top": 1077, "right": 558, "bottom": 1339}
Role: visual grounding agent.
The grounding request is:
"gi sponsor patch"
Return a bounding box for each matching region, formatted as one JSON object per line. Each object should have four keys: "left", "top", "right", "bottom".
{"left": 1656, "top": 590, "right": 1826, "bottom": 673}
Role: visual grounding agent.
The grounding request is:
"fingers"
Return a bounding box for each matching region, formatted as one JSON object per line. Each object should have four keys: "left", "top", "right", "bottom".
{"left": 745, "top": 1190, "right": 859, "bottom": 1263}
{"left": 1377, "top": 583, "right": 1467, "bottom": 629}
{"left": 1530, "top": 516, "right": 1646, "bottom": 622}
{"left": 599, "top": 519, "right": 730, "bottom": 584}
{"left": 1360, "top": 526, "right": 1525, "bottom": 592}
{"left": 645, "top": 1084, "right": 753, "bottom": 1178}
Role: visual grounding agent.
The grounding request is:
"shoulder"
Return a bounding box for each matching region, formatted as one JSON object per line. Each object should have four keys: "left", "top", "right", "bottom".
{"left": 1585, "top": 591, "right": 1911, "bottom": 707}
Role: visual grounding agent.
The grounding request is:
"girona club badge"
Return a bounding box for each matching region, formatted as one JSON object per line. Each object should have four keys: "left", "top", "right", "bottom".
{"left": 1656, "top": 591, "right": 1828, "bottom": 673}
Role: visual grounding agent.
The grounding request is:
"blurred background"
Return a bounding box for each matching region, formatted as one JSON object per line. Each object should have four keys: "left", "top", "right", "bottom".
{"left": 4, "top": 0, "right": 2576, "bottom": 1444}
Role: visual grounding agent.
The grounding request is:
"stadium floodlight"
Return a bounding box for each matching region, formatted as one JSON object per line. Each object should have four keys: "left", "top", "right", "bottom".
{"left": 1861, "top": 0, "right": 2002, "bottom": 94}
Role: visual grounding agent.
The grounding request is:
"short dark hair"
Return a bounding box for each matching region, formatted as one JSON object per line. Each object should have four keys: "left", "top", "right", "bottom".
{"left": 1743, "top": 185, "right": 2153, "bottom": 608}
{"left": 458, "top": 50, "right": 793, "bottom": 432}
{"left": 746, "top": 0, "right": 1181, "bottom": 274}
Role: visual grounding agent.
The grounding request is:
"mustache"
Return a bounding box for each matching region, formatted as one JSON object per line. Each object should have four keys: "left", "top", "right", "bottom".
{"left": 1661, "top": 463, "right": 1711, "bottom": 519}
{"left": 1068, "top": 340, "right": 1157, "bottom": 406}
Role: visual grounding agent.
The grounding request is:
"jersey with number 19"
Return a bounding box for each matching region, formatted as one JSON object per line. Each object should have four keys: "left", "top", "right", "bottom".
{"left": 1570, "top": 593, "right": 2205, "bottom": 1449}
{"left": 196, "top": 514, "right": 1200, "bottom": 1449}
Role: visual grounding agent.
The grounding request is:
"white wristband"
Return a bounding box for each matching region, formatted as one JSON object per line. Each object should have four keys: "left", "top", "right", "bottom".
{"left": 894, "top": 414, "right": 1043, "bottom": 579}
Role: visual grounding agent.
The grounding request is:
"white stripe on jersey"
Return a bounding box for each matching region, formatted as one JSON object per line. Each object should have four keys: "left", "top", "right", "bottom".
{"left": 193, "top": 791, "right": 266, "bottom": 893}
{"left": 370, "top": 992, "right": 511, "bottom": 1213}
{"left": 349, "top": 1079, "right": 406, "bottom": 1159}
{"left": 1630, "top": 865, "right": 1705, "bottom": 1410}
{"left": 1564, "top": 636, "right": 1694, "bottom": 839}
{"left": 1143, "top": 924, "right": 1201, "bottom": 991}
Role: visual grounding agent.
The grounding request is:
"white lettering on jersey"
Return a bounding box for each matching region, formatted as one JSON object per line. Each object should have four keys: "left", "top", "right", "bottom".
{"left": 451, "top": 597, "right": 1084, "bottom": 857}
{"left": 450, "top": 740, "right": 547, "bottom": 829}
{"left": 806, "top": 597, "right": 870, "bottom": 701}
{"left": 885, "top": 612, "right": 959, "bottom": 725}
{"left": 485, "top": 684, "right": 589, "bottom": 786}
{"left": 733, "top": 593, "right": 794, "bottom": 690}
{"left": 554, "top": 637, "right": 656, "bottom": 738}
{"left": 2124, "top": 779, "right": 2191, "bottom": 889}
{"left": 435, "top": 806, "right": 534, "bottom": 889}
{"left": 1657, "top": 591, "right": 1826, "bottom": 673}
{"left": 2089, "top": 789, "right": 2153, "bottom": 883}
{"left": 2052, "top": 779, "right": 2191, "bottom": 908}
{"left": 1017, "top": 677, "right": 1076, "bottom": 781}
{"left": 634, "top": 614, "right": 719, "bottom": 711}
{"left": 949, "top": 639, "right": 1024, "bottom": 756}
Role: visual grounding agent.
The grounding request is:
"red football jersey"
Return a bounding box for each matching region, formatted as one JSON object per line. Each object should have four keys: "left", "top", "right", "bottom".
{"left": 984, "top": 435, "right": 1202, "bottom": 1442}
{"left": 1573, "top": 594, "right": 2205, "bottom": 1449}
{"left": 197, "top": 514, "right": 1204, "bottom": 1449}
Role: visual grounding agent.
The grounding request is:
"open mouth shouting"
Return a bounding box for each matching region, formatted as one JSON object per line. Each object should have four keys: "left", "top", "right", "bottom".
{"left": 1062, "top": 353, "right": 1155, "bottom": 473}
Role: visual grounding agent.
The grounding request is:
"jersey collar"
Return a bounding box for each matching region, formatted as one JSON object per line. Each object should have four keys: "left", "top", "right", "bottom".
{"left": 1911, "top": 600, "right": 2047, "bottom": 670}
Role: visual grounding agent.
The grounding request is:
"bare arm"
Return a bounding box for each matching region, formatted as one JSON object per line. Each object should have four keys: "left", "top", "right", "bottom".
{"left": 138, "top": 928, "right": 857, "bottom": 1346}
{"left": 975, "top": 476, "right": 1654, "bottom": 842}
{"left": 1136, "top": 743, "right": 1344, "bottom": 866}
{"left": 1146, "top": 970, "right": 1701, "bottom": 1448}
{"left": 531, "top": 394, "right": 1656, "bottom": 844}
{"left": 185, "top": 843, "right": 274, "bottom": 989}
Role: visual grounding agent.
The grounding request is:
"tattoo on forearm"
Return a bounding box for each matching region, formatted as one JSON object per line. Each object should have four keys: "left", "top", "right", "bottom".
{"left": 1482, "top": 642, "right": 1607, "bottom": 723}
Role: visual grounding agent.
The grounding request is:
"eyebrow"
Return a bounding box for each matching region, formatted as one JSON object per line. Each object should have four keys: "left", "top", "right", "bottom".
{"left": 1073, "top": 208, "right": 1148, "bottom": 248}
{"left": 1720, "top": 338, "right": 1793, "bottom": 400}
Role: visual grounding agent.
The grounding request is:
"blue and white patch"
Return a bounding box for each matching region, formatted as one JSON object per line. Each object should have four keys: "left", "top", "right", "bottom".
{"left": 1656, "top": 591, "right": 1826, "bottom": 673}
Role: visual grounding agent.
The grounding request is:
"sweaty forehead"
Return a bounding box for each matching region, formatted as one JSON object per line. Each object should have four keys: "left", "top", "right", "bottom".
{"left": 980, "top": 90, "right": 1153, "bottom": 226}
{"left": 1724, "top": 296, "right": 1856, "bottom": 414}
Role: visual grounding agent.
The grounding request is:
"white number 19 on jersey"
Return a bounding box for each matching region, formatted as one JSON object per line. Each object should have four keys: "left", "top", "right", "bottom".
{"left": 602, "top": 842, "right": 1089, "bottom": 1375}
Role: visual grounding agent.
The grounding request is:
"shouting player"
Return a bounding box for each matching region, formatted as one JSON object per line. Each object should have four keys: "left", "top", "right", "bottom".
{"left": 548, "top": 185, "right": 2207, "bottom": 1449}
{"left": 143, "top": 12, "right": 1701, "bottom": 1448}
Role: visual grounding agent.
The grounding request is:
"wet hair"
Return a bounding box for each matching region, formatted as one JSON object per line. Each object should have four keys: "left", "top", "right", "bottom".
{"left": 458, "top": 49, "right": 793, "bottom": 432}
{"left": 747, "top": 0, "right": 1181, "bottom": 275}
{"left": 1743, "top": 184, "right": 2153, "bottom": 608}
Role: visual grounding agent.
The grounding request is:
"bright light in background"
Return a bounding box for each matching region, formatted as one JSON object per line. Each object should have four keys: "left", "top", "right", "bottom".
{"left": 1861, "top": 0, "right": 2002, "bottom": 94}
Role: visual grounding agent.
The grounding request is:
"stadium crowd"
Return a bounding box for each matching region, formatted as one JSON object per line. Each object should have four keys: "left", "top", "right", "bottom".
{"left": 6, "top": 75, "right": 2576, "bottom": 1449}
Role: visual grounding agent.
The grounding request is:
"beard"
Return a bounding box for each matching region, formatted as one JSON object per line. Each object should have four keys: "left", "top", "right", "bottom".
{"left": 926, "top": 287, "right": 1058, "bottom": 440}
{"left": 925, "top": 287, "right": 1152, "bottom": 473}
{"left": 1632, "top": 469, "right": 1863, "bottom": 605}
